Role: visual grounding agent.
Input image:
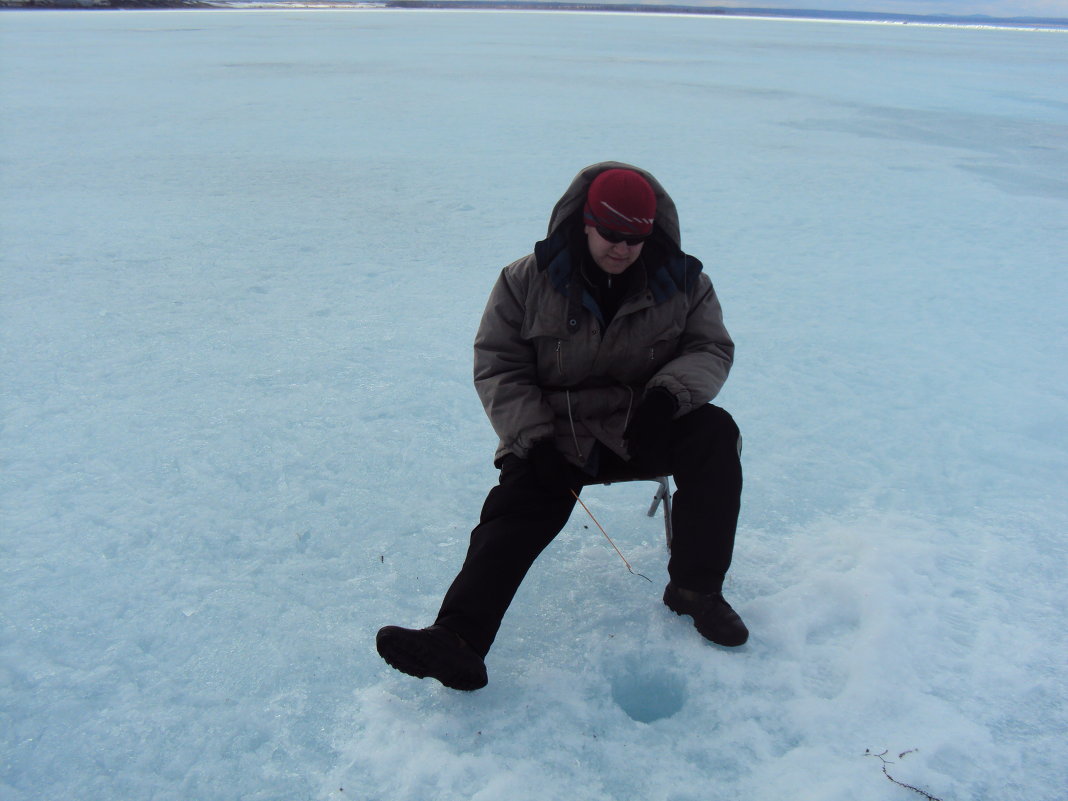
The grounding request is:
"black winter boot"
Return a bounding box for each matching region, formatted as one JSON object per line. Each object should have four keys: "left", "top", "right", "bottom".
{"left": 663, "top": 581, "right": 749, "bottom": 647}
{"left": 376, "top": 624, "right": 488, "bottom": 691}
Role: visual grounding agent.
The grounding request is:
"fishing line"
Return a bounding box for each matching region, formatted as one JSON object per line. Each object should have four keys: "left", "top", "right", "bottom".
{"left": 571, "top": 489, "right": 652, "bottom": 582}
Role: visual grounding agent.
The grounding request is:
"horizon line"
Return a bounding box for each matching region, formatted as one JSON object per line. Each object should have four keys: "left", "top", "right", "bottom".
{"left": 5, "top": 0, "right": 1067, "bottom": 26}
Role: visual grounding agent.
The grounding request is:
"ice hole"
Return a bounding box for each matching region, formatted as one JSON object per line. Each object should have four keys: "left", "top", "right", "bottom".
{"left": 610, "top": 665, "right": 687, "bottom": 724}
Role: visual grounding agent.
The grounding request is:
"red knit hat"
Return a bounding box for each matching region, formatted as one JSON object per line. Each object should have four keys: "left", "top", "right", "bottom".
{"left": 583, "top": 169, "right": 657, "bottom": 236}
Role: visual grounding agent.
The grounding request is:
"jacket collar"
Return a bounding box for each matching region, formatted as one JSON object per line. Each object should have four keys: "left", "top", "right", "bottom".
{"left": 536, "top": 227, "right": 703, "bottom": 306}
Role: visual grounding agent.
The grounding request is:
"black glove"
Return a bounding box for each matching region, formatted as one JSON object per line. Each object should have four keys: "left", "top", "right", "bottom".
{"left": 624, "top": 388, "right": 677, "bottom": 460}
{"left": 527, "top": 440, "right": 580, "bottom": 496}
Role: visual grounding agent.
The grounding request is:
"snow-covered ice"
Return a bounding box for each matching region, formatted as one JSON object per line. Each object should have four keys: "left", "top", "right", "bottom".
{"left": 1, "top": 9, "right": 1066, "bottom": 800}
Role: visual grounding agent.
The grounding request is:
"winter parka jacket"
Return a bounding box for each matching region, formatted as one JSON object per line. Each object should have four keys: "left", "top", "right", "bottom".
{"left": 474, "top": 162, "right": 734, "bottom": 469}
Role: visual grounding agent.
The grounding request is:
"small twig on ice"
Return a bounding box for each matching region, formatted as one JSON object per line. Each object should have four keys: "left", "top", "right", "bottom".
{"left": 864, "top": 749, "right": 944, "bottom": 801}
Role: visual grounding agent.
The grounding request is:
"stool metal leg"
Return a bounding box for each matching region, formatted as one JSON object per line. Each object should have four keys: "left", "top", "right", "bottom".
{"left": 646, "top": 476, "right": 673, "bottom": 551}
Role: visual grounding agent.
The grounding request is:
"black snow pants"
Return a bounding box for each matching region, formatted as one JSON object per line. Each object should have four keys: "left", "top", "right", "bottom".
{"left": 434, "top": 403, "right": 743, "bottom": 659}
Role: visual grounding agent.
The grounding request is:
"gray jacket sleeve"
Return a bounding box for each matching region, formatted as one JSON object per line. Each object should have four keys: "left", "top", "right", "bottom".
{"left": 472, "top": 263, "right": 554, "bottom": 459}
{"left": 646, "top": 273, "right": 735, "bottom": 415}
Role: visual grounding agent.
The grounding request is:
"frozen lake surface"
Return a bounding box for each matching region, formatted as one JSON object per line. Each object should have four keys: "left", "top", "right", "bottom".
{"left": 2, "top": 9, "right": 1066, "bottom": 800}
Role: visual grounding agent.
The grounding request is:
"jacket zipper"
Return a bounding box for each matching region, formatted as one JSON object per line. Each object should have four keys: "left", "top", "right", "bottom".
{"left": 620, "top": 386, "right": 636, "bottom": 448}
{"left": 565, "top": 390, "right": 583, "bottom": 462}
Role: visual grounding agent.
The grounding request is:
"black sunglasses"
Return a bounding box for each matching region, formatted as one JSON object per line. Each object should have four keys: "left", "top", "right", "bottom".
{"left": 595, "top": 225, "right": 649, "bottom": 247}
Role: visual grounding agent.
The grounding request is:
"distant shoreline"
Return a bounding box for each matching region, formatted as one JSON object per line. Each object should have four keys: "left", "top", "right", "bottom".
{"left": 3, "top": 0, "right": 1066, "bottom": 31}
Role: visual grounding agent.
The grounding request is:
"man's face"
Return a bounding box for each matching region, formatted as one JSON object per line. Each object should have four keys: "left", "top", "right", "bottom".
{"left": 585, "top": 225, "right": 645, "bottom": 275}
